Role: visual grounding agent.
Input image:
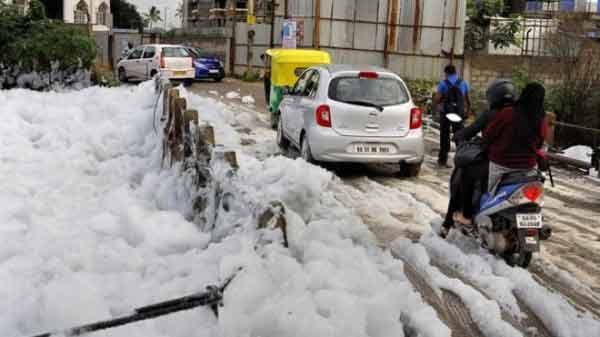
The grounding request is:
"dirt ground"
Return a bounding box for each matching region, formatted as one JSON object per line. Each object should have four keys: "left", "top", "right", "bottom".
{"left": 188, "top": 78, "right": 269, "bottom": 113}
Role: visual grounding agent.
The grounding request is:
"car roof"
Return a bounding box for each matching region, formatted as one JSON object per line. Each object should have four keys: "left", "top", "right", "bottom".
{"left": 141, "top": 44, "right": 190, "bottom": 49}
{"left": 323, "top": 64, "right": 393, "bottom": 74}
{"left": 266, "top": 49, "right": 331, "bottom": 64}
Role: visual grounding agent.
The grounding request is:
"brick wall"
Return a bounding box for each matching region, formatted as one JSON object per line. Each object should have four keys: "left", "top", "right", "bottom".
{"left": 466, "top": 54, "right": 563, "bottom": 91}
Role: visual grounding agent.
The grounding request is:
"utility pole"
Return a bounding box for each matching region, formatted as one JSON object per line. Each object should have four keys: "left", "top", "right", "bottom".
{"left": 269, "top": 0, "right": 275, "bottom": 47}
{"left": 247, "top": 0, "right": 255, "bottom": 74}
{"left": 284, "top": 0, "right": 289, "bottom": 19}
{"left": 229, "top": 0, "right": 236, "bottom": 75}
{"left": 314, "top": 0, "right": 320, "bottom": 48}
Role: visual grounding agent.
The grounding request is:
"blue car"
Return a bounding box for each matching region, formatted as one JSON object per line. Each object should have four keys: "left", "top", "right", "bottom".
{"left": 184, "top": 47, "right": 225, "bottom": 82}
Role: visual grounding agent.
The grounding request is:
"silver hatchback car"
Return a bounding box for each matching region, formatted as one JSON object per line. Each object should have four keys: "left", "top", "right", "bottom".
{"left": 277, "top": 65, "right": 424, "bottom": 176}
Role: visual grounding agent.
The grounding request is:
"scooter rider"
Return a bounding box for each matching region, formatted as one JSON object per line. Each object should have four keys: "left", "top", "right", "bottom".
{"left": 440, "top": 79, "right": 517, "bottom": 238}
{"left": 454, "top": 79, "right": 518, "bottom": 143}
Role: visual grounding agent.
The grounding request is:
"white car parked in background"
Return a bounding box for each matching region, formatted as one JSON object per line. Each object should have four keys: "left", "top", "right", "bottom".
{"left": 277, "top": 65, "right": 424, "bottom": 176}
{"left": 117, "top": 44, "right": 195, "bottom": 83}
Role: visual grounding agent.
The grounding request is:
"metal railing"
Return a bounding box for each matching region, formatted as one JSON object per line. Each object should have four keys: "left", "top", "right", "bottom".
{"left": 547, "top": 115, "right": 600, "bottom": 176}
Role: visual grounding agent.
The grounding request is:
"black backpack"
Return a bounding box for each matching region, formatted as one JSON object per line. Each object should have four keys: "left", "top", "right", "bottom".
{"left": 443, "top": 79, "right": 465, "bottom": 117}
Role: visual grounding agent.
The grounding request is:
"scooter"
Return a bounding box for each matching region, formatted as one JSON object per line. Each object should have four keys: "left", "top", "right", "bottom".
{"left": 445, "top": 113, "right": 552, "bottom": 268}
{"left": 472, "top": 170, "right": 552, "bottom": 268}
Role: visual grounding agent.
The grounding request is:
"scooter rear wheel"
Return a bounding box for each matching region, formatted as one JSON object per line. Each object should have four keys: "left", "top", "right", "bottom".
{"left": 502, "top": 250, "right": 532, "bottom": 269}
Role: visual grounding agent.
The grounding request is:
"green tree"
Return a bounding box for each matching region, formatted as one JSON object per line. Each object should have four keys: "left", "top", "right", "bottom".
{"left": 28, "top": 0, "right": 46, "bottom": 20}
{"left": 466, "top": 0, "right": 522, "bottom": 51}
{"left": 143, "top": 6, "right": 162, "bottom": 29}
{"left": 111, "top": 0, "right": 143, "bottom": 30}
{"left": 0, "top": 0, "right": 96, "bottom": 79}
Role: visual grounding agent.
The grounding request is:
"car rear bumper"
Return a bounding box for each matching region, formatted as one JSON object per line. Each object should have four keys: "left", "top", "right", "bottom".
{"left": 307, "top": 126, "right": 424, "bottom": 164}
{"left": 161, "top": 69, "right": 195, "bottom": 79}
{"left": 196, "top": 68, "right": 225, "bottom": 79}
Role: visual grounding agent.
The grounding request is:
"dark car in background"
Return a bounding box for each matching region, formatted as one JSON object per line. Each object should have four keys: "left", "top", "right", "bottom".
{"left": 184, "top": 47, "right": 225, "bottom": 82}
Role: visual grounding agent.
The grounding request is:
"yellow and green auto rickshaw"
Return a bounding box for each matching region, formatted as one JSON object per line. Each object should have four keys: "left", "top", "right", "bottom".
{"left": 263, "top": 49, "right": 331, "bottom": 128}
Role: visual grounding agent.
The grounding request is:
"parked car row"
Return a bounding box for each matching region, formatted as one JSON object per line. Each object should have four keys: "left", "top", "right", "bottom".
{"left": 268, "top": 49, "right": 424, "bottom": 176}
{"left": 116, "top": 44, "right": 225, "bottom": 83}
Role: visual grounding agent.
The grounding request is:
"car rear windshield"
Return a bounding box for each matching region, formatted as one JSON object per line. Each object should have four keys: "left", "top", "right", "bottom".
{"left": 328, "top": 76, "right": 409, "bottom": 107}
{"left": 162, "top": 47, "right": 190, "bottom": 58}
{"left": 195, "top": 50, "right": 216, "bottom": 58}
{"left": 186, "top": 48, "right": 199, "bottom": 58}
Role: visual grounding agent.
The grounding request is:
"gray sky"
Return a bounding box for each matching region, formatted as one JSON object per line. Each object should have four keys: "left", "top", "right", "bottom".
{"left": 128, "top": 0, "right": 182, "bottom": 29}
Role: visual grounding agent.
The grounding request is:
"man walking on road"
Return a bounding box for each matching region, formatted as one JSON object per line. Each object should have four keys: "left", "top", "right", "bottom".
{"left": 434, "top": 64, "right": 471, "bottom": 167}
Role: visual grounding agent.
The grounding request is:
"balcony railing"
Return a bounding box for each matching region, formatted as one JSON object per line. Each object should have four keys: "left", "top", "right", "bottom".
{"left": 526, "top": 0, "right": 599, "bottom": 14}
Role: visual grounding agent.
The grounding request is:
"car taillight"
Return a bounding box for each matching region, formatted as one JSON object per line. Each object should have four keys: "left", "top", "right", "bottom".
{"left": 523, "top": 184, "right": 543, "bottom": 202}
{"left": 358, "top": 71, "right": 378, "bottom": 79}
{"left": 410, "top": 107, "right": 422, "bottom": 129}
{"left": 316, "top": 105, "right": 332, "bottom": 128}
{"left": 160, "top": 55, "right": 166, "bottom": 69}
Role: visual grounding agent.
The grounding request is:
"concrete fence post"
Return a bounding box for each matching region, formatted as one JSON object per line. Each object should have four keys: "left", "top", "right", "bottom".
{"left": 166, "top": 88, "right": 180, "bottom": 134}
{"left": 162, "top": 82, "right": 173, "bottom": 119}
{"left": 172, "top": 97, "right": 187, "bottom": 163}
{"left": 257, "top": 201, "right": 288, "bottom": 247}
{"left": 224, "top": 151, "right": 239, "bottom": 170}
{"left": 155, "top": 80, "right": 295, "bottom": 252}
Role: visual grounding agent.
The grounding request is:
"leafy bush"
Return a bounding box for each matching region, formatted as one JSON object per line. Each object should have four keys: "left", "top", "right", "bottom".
{"left": 92, "top": 66, "right": 120, "bottom": 87}
{"left": 0, "top": 0, "right": 96, "bottom": 75}
{"left": 241, "top": 70, "right": 261, "bottom": 82}
{"left": 111, "top": 0, "right": 143, "bottom": 31}
{"left": 465, "top": 0, "right": 522, "bottom": 51}
{"left": 511, "top": 65, "right": 533, "bottom": 93}
{"left": 404, "top": 79, "right": 437, "bottom": 115}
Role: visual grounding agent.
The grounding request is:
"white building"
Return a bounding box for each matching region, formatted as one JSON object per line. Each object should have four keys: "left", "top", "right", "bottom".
{"left": 10, "top": 0, "right": 112, "bottom": 28}
{"left": 65, "top": 0, "right": 111, "bottom": 27}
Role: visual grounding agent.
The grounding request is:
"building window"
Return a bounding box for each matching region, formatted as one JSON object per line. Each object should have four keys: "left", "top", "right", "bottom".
{"left": 15, "top": 0, "right": 27, "bottom": 15}
{"left": 96, "top": 2, "right": 109, "bottom": 25}
{"left": 74, "top": 0, "right": 89, "bottom": 24}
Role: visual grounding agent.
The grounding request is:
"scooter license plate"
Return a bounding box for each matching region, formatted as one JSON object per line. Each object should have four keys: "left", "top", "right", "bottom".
{"left": 516, "top": 213, "right": 542, "bottom": 228}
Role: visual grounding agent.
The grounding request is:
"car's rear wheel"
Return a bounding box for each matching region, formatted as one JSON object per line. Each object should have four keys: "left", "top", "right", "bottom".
{"left": 399, "top": 162, "right": 421, "bottom": 177}
{"left": 301, "top": 134, "right": 315, "bottom": 164}
{"left": 214, "top": 76, "right": 223, "bottom": 82}
{"left": 277, "top": 118, "right": 290, "bottom": 151}
{"left": 118, "top": 68, "right": 127, "bottom": 83}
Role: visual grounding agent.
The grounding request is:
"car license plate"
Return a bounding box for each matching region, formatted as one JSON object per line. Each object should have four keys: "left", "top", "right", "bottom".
{"left": 353, "top": 144, "right": 392, "bottom": 154}
{"left": 209, "top": 69, "right": 220, "bottom": 73}
{"left": 516, "top": 213, "right": 542, "bottom": 228}
{"left": 173, "top": 71, "right": 186, "bottom": 76}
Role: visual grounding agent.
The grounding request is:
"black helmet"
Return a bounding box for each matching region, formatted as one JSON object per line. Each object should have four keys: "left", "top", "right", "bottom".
{"left": 486, "top": 79, "right": 517, "bottom": 109}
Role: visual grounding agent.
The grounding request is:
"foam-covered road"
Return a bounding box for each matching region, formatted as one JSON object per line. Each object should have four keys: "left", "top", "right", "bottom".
{"left": 209, "top": 83, "right": 600, "bottom": 337}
